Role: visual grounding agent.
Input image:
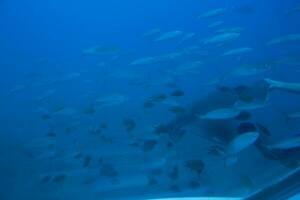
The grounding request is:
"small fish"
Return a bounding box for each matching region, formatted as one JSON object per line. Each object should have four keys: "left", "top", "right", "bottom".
{"left": 143, "top": 101, "right": 155, "bottom": 108}
{"left": 83, "top": 155, "right": 92, "bottom": 168}
{"left": 155, "top": 30, "right": 183, "bottom": 42}
{"left": 227, "top": 132, "right": 260, "bottom": 155}
{"left": 282, "top": 111, "right": 300, "bottom": 122}
{"left": 142, "top": 139, "right": 158, "bottom": 152}
{"left": 198, "top": 108, "right": 241, "bottom": 120}
{"left": 265, "top": 78, "right": 300, "bottom": 94}
{"left": 268, "top": 34, "right": 300, "bottom": 45}
{"left": 52, "top": 174, "right": 67, "bottom": 183}
{"left": 216, "top": 27, "right": 244, "bottom": 34}
{"left": 234, "top": 101, "right": 267, "bottom": 111}
{"left": 204, "top": 32, "right": 240, "bottom": 44}
{"left": 185, "top": 160, "right": 205, "bottom": 176}
{"left": 123, "top": 118, "right": 136, "bottom": 132}
{"left": 199, "top": 8, "right": 226, "bottom": 18}
{"left": 223, "top": 47, "right": 253, "bottom": 56}
{"left": 230, "top": 64, "right": 270, "bottom": 77}
{"left": 209, "top": 131, "right": 260, "bottom": 165}
{"left": 168, "top": 105, "right": 186, "bottom": 115}
{"left": 170, "top": 89, "right": 185, "bottom": 97}
{"left": 46, "top": 130, "right": 56, "bottom": 138}
{"left": 234, "top": 5, "right": 256, "bottom": 15}
{"left": 100, "top": 163, "right": 118, "bottom": 178}
{"left": 149, "top": 93, "right": 168, "bottom": 103}
{"left": 143, "top": 28, "right": 161, "bottom": 37}
{"left": 83, "top": 45, "right": 120, "bottom": 55}
{"left": 178, "top": 32, "right": 196, "bottom": 44}
{"left": 96, "top": 94, "right": 129, "bottom": 107}
{"left": 41, "top": 113, "right": 51, "bottom": 120}
{"left": 208, "top": 21, "right": 223, "bottom": 28}
{"left": 129, "top": 57, "right": 157, "bottom": 66}
{"left": 168, "top": 165, "right": 179, "bottom": 180}
{"left": 268, "top": 136, "right": 300, "bottom": 150}
{"left": 40, "top": 175, "right": 52, "bottom": 184}
{"left": 83, "top": 105, "right": 96, "bottom": 115}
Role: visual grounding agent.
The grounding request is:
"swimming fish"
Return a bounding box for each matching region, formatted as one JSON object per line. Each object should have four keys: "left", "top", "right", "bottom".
{"left": 143, "top": 28, "right": 161, "bottom": 38}
{"left": 268, "top": 136, "right": 300, "bottom": 150}
{"left": 204, "top": 32, "right": 240, "bottom": 44}
{"left": 155, "top": 30, "right": 183, "bottom": 42}
{"left": 234, "top": 100, "right": 267, "bottom": 111}
{"left": 185, "top": 159, "right": 205, "bottom": 176}
{"left": 227, "top": 132, "right": 260, "bottom": 155}
{"left": 123, "top": 118, "right": 136, "bottom": 132}
{"left": 199, "top": 8, "right": 226, "bottom": 18}
{"left": 129, "top": 57, "right": 157, "bottom": 66}
{"left": 265, "top": 78, "right": 300, "bottom": 94}
{"left": 229, "top": 64, "right": 270, "bottom": 77}
{"left": 222, "top": 47, "right": 253, "bottom": 56}
{"left": 198, "top": 108, "right": 241, "bottom": 120}
{"left": 268, "top": 34, "right": 300, "bottom": 45}
{"left": 170, "top": 89, "right": 185, "bottom": 97}
{"left": 208, "top": 21, "right": 224, "bottom": 28}
{"left": 83, "top": 45, "right": 120, "bottom": 55}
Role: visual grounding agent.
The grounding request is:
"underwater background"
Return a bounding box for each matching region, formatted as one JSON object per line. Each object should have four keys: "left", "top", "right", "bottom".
{"left": 1, "top": 0, "right": 300, "bottom": 199}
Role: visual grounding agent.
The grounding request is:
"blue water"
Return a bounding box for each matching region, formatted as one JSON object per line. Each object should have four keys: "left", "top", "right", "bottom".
{"left": 1, "top": 0, "right": 300, "bottom": 199}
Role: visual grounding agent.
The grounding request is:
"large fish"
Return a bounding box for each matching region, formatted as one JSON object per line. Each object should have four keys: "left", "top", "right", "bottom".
{"left": 265, "top": 78, "right": 300, "bottom": 94}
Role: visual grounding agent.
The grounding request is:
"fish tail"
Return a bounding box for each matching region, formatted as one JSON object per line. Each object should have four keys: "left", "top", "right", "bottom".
{"left": 264, "top": 78, "right": 281, "bottom": 89}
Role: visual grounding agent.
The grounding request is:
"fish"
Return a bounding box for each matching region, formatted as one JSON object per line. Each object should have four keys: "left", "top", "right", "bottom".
{"left": 265, "top": 78, "right": 300, "bottom": 94}
{"left": 222, "top": 47, "right": 253, "bottom": 56}
{"left": 226, "top": 132, "right": 260, "bottom": 155}
{"left": 185, "top": 159, "right": 205, "bottom": 176}
{"left": 268, "top": 136, "right": 300, "bottom": 150}
{"left": 100, "top": 163, "right": 118, "bottom": 178}
{"left": 83, "top": 45, "right": 120, "bottom": 55}
{"left": 286, "top": 5, "right": 300, "bottom": 15}
{"left": 215, "top": 27, "right": 244, "bottom": 34}
{"left": 198, "top": 108, "right": 241, "bottom": 120}
{"left": 229, "top": 64, "right": 270, "bottom": 77}
{"left": 234, "top": 100, "right": 267, "bottom": 111}
{"left": 204, "top": 32, "right": 240, "bottom": 44}
{"left": 178, "top": 32, "right": 196, "bottom": 44}
{"left": 233, "top": 5, "right": 256, "bottom": 15}
{"left": 95, "top": 94, "right": 129, "bottom": 108}
{"left": 155, "top": 30, "right": 183, "bottom": 42}
{"left": 83, "top": 105, "right": 96, "bottom": 115}
{"left": 168, "top": 165, "right": 179, "bottom": 180}
{"left": 282, "top": 111, "right": 300, "bottom": 122}
{"left": 268, "top": 34, "right": 300, "bottom": 45}
{"left": 170, "top": 61, "right": 203, "bottom": 76}
{"left": 129, "top": 57, "right": 157, "bottom": 66}
{"left": 199, "top": 8, "right": 226, "bottom": 18}
{"left": 170, "top": 89, "right": 185, "bottom": 97}
{"left": 208, "top": 21, "right": 223, "bottom": 28}
{"left": 123, "top": 118, "right": 136, "bottom": 132}
{"left": 83, "top": 155, "right": 92, "bottom": 168}
{"left": 141, "top": 139, "right": 158, "bottom": 152}
{"left": 143, "top": 28, "right": 161, "bottom": 37}
{"left": 168, "top": 105, "right": 186, "bottom": 115}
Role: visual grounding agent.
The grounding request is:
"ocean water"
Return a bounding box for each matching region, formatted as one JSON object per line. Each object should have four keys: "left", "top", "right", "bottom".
{"left": 1, "top": 0, "right": 300, "bottom": 199}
